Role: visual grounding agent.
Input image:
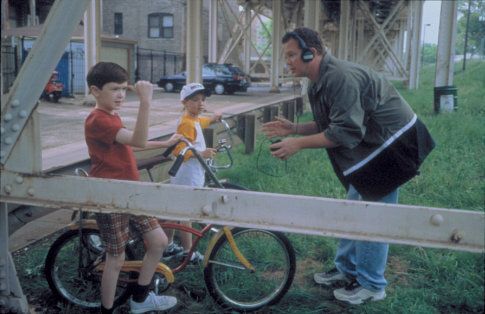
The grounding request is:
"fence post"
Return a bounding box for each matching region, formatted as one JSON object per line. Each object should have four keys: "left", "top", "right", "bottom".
{"left": 282, "top": 100, "right": 296, "bottom": 122}
{"left": 295, "top": 96, "right": 304, "bottom": 116}
{"left": 150, "top": 50, "right": 153, "bottom": 83}
{"left": 245, "top": 114, "right": 256, "bottom": 154}
{"left": 263, "top": 105, "right": 279, "bottom": 123}
{"left": 163, "top": 50, "right": 167, "bottom": 76}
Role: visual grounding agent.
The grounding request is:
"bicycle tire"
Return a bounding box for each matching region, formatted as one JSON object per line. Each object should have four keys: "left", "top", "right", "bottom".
{"left": 203, "top": 228, "right": 296, "bottom": 312}
{"left": 44, "top": 228, "right": 135, "bottom": 309}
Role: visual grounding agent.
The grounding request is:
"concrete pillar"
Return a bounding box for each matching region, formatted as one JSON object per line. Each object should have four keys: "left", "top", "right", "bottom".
{"left": 243, "top": 5, "right": 251, "bottom": 74}
{"left": 407, "top": 0, "right": 423, "bottom": 90}
{"left": 84, "top": 0, "right": 101, "bottom": 95}
{"left": 270, "top": 0, "right": 281, "bottom": 93}
{"left": 338, "top": 0, "right": 351, "bottom": 60}
{"left": 435, "top": 1, "right": 458, "bottom": 87}
{"left": 208, "top": 0, "right": 218, "bottom": 63}
{"left": 29, "top": 0, "right": 36, "bottom": 26}
{"left": 304, "top": 0, "right": 320, "bottom": 30}
{"left": 186, "top": 0, "right": 203, "bottom": 83}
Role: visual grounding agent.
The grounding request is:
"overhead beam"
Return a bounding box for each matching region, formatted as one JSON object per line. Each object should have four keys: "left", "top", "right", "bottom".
{"left": 0, "top": 0, "right": 90, "bottom": 165}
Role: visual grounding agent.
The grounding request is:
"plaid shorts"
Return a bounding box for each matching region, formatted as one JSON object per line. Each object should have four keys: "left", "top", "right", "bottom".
{"left": 95, "top": 213, "right": 160, "bottom": 256}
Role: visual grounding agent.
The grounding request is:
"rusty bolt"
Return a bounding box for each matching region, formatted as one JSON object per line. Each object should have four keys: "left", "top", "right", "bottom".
{"left": 450, "top": 230, "right": 463, "bottom": 243}
{"left": 19, "top": 110, "right": 28, "bottom": 118}
{"left": 4, "top": 113, "right": 12, "bottom": 121}
{"left": 11, "top": 99, "right": 19, "bottom": 107}
{"left": 15, "top": 176, "right": 23, "bottom": 184}
{"left": 221, "top": 195, "right": 229, "bottom": 203}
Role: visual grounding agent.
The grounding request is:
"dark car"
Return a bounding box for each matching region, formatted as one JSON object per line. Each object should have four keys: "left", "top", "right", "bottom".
{"left": 158, "top": 63, "right": 251, "bottom": 95}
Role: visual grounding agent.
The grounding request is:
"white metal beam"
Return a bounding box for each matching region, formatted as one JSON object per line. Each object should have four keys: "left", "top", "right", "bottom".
{"left": 1, "top": 170, "right": 483, "bottom": 253}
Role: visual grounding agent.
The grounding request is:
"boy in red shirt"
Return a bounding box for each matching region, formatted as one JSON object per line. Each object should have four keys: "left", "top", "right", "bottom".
{"left": 84, "top": 62, "right": 180, "bottom": 313}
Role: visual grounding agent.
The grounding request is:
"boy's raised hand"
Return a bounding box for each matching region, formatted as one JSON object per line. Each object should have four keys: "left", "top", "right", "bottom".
{"left": 134, "top": 80, "right": 153, "bottom": 103}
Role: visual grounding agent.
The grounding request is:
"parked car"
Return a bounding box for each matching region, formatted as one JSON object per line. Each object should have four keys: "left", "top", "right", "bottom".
{"left": 158, "top": 63, "right": 251, "bottom": 95}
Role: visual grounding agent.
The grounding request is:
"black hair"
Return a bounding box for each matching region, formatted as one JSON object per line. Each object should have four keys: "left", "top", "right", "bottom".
{"left": 86, "top": 62, "right": 128, "bottom": 89}
{"left": 282, "top": 27, "right": 324, "bottom": 55}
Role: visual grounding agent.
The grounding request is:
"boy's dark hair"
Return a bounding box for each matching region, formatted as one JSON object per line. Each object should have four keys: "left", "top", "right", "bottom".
{"left": 282, "top": 27, "right": 324, "bottom": 55}
{"left": 86, "top": 62, "right": 128, "bottom": 89}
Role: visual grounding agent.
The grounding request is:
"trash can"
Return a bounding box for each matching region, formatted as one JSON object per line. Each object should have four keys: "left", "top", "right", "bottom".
{"left": 434, "top": 85, "right": 457, "bottom": 113}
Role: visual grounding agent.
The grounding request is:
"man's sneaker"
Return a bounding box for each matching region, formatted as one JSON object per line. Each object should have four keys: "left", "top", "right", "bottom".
{"left": 314, "top": 268, "right": 349, "bottom": 286}
{"left": 333, "top": 280, "right": 386, "bottom": 305}
{"left": 162, "top": 242, "right": 184, "bottom": 259}
{"left": 130, "top": 292, "right": 177, "bottom": 313}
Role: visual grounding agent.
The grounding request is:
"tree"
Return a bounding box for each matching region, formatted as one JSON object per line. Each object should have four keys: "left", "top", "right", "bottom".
{"left": 456, "top": 0, "right": 485, "bottom": 57}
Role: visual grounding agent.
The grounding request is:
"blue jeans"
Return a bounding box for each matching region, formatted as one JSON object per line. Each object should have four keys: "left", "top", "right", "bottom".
{"left": 334, "top": 185, "right": 398, "bottom": 292}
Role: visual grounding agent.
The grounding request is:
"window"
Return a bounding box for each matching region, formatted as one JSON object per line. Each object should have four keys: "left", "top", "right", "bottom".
{"left": 148, "top": 13, "right": 173, "bottom": 38}
{"left": 114, "top": 12, "right": 123, "bottom": 35}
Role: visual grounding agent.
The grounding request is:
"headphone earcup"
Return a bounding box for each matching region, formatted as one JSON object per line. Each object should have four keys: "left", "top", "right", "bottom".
{"left": 301, "top": 48, "right": 314, "bottom": 62}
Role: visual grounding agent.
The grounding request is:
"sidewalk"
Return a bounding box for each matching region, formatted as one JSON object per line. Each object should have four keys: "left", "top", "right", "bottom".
{"left": 9, "top": 84, "right": 301, "bottom": 251}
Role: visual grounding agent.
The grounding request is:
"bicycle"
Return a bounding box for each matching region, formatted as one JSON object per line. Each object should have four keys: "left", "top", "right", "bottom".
{"left": 44, "top": 119, "right": 296, "bottom": 312}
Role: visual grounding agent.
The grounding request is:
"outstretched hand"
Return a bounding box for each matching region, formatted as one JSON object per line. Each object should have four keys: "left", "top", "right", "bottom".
{"left": 261, "top": 117, "right": 295, "bottom": 138}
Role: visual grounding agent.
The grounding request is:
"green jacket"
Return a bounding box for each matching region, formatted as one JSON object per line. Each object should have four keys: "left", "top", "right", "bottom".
{"left": 308, "top": 53, "right": 434, "bottom": 200}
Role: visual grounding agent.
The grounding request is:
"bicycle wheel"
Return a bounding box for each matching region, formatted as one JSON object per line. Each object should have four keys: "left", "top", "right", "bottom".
{"left": 44, "top": 228, "right": 135, "bottom": 309}
{"left": 204, "top": 228, "right": 296, "bottom": 312}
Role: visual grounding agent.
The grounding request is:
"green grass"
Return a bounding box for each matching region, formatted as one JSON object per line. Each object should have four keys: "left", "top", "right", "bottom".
{"left": 13, "top": 61, "right": 484, "bottom": 313}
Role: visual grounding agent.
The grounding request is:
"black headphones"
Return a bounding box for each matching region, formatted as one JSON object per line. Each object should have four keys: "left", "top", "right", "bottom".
{"left": 287, "top": 32, "right": 314, "bottom": 63}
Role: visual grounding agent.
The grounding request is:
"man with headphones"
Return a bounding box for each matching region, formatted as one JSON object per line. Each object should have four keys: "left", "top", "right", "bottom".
{"left": 262, "top": 27, "right": 434, "bottom": 305}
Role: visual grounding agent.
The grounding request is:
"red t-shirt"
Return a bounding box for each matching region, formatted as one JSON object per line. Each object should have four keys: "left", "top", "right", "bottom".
{"left": 84, "top": 109, "right": 139, "bottom": 180}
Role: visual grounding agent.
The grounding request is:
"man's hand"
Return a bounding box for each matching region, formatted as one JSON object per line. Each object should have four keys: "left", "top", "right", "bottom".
{"left": 269, "top": 137, "right": 301, "bottom": 160}
{"left": 134, "top": 80, "right": 153, "bottom": 103}
{"left": 262, "top": 117, "right": 295, "bottom": 138}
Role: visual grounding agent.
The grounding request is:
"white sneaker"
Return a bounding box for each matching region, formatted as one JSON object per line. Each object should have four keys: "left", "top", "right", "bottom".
{"left": 130, "top": 292, "right": 177, "bottom": 313}
{"left": 183, "top": 250, "right": 204, "bottom": 263}
{"left": 333, "top": 280, "right": 386, "bottom": 305}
